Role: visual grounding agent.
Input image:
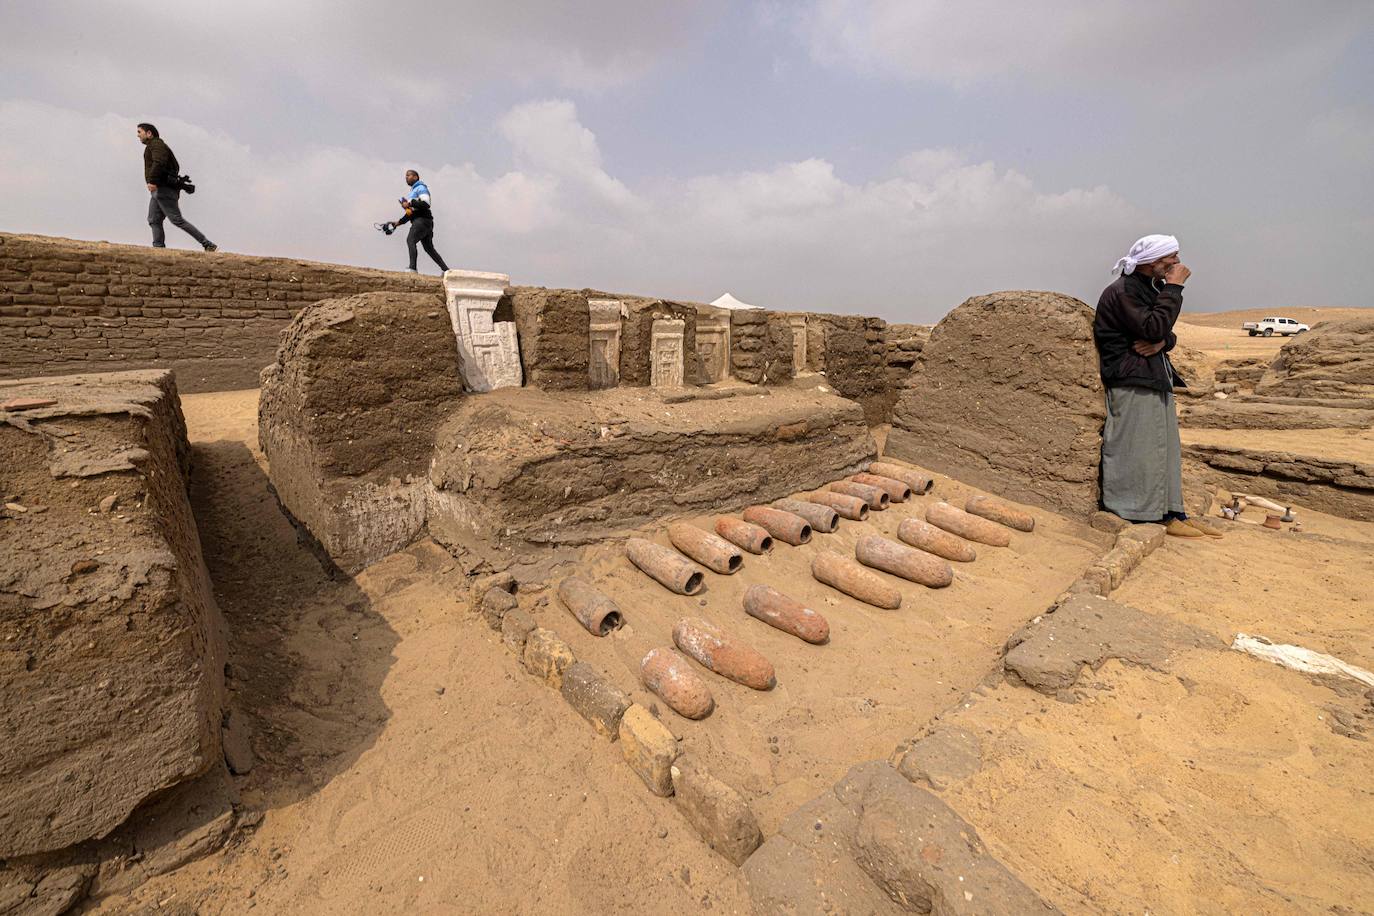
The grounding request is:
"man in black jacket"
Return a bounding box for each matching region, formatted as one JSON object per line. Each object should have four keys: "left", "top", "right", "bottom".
{"left": 1093, "top": 234, "right": 1217, "bottom": 539}
{"left": 137, "top": 123, "right": 216, "bottom": 251}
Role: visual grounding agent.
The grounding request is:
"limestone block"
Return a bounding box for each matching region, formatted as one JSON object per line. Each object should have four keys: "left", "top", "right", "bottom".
{"left": 671, "top": 757, "right": 764, "bottom": 866}
{"left": 1080, "top": 565, "right": 1112, "bottom": 596}
{"left": 1117, "top": 521, "right": 1166, "bottom": 555}
{"left": 651, "top": 318, "right": 686, "bottom": 388}
{"left": 481, "top": 588, "right": 519, "bottom": 630}
{"left": 523, "top": 627, "right": 576, "bottom": 688}
{"left": 1098, "top": 547, "right": 1135, "bottom": 589}
{"left": 789, "top": 315, "right": 808, "bottom": 376}
{"left": 696, "top": 311, "right": 731, "bottom": 383}
{"left": 501, "top": 608, "right": 536, "bottom": 655}
{"left": 443, "top": 269, "right": 522, "bottom": 392}
{"left": 588, "top": 298, "right": 624, "bottom": 389}
{"left": 618, "top": 705, "right": 680, "bottom": 796}
{"left": 1090, "top": 510, "right": 1131, "bottom": 534}
{"left": 560, "top": 662, "right": 632, "bottom": 739}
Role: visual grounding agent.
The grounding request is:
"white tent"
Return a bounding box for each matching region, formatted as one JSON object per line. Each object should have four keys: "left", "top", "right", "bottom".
{"left": 710, "top": 292, "right": 762, "bottom": 311}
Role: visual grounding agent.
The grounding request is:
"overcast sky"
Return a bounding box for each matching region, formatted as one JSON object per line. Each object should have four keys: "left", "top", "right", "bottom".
{"left": 2, "top": 1, "right": 1371, "bottom": 322}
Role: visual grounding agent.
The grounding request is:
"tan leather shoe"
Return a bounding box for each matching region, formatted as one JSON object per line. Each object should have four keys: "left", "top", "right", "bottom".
{"left": 1166, "top": 518, "right": 1204, "bottom": 538}
{"left": 1185, "top": 518, "right": 1223, "bottom": 538}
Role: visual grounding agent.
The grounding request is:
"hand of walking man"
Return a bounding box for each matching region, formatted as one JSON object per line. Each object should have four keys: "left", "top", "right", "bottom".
{"left": 147, "top": 183, "right": 156, "bottom": 192}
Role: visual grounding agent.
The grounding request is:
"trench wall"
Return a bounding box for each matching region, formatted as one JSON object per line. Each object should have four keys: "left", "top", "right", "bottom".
{"left": 0, "top": 233, "right": 439, "bottom": 391}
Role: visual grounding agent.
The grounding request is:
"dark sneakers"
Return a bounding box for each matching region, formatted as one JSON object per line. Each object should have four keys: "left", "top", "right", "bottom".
{"left": 202, "top": 242, "right": 218, "bottom": 252}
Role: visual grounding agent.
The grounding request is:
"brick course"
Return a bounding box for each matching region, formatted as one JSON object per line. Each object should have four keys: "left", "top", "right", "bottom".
{"left": 1, "top": 233, "right": 441, "bottom": 391}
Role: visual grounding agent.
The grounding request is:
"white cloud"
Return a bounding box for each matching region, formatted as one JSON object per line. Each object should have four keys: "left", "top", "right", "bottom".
{"left": 792, "top": 0, "right": 1373, "bottom": 90}
{"left": 0, "top": 98, "right": 1142, "bottom": 321}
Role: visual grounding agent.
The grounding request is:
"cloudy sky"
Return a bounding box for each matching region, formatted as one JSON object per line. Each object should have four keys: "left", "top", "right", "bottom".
{"left": 2, "top": 1, "right": 1371, "bottom": 322}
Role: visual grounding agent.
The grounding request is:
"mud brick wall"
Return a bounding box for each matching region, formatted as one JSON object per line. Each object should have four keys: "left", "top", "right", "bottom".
{"left": 508, "top": 287, "right": 592, "bottom": 391}
{"left": 730, "top": 310, "right": 793, "bottom": 384}
{"left": 809, "top": 314, "right": 891, "bottom": 424}
{"left": 1, "top": 233, "right": 440, "bottom": 392}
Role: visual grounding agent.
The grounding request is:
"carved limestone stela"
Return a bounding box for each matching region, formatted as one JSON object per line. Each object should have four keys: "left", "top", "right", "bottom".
{"left": 651, "top": 318, "right": 686, "bottom": 388}
{"left": 789, "top": 315, "right": 808, "bottom": 376}
{"left": 588, "top": 298, "right": 624, "bottom": 389}
{"left": 696, "top": 311, "right": 731, "bottom": 384}
{"left": 443, "top": 269, "right": 522, "bottom": 393}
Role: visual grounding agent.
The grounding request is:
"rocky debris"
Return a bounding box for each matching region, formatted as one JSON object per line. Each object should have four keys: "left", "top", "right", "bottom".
{"left": 745, "top": 761, "right": 1056, "bottom": 914}
{"left": 559, "top": 662, "right": 632, "bottom": 739}
{"left": 1256, "top": 317, "right": 1374, "bottom": 398}
{"left": 97, "top": 494, "right": 118, "bottom": 513}
{"left": 1184, "top": 443, "right": 1374, "bottom": 522}
{"left": 1, "top": 370, "right": 224, "bottom": 861}
{"left": 896, "top": 726, "right": 983, "bottom": 791}
{"left": 619, "top": 705, "right": 680, "bottom": 796}
{"left": 1004, "top": 594, "right": 1223, "bottom": 694}
{"left": 670, "top": 757, "right": 763, "bottom": 866}
{"left": 888, "top": 291, "right": 1104, "bottom": 517}
{"left": 729, "top": 309, "right": 793, "bottom": 385}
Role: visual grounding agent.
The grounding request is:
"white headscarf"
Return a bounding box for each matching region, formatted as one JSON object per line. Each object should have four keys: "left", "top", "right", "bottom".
{"left": 1113, "top": 234, "right": 1179, "bottom": 275}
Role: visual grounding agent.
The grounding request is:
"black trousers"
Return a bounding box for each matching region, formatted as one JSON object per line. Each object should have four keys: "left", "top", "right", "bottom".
{"left": 405, "top": 217, "right": 448, "bottom": 271}
{"left": 147, "top": 187, "right": 210, "bottom": 247}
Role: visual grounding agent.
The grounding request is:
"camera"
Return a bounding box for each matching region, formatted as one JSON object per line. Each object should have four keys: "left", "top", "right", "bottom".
{"left": 176, "top": 174, "right": 196, "bottom": 194}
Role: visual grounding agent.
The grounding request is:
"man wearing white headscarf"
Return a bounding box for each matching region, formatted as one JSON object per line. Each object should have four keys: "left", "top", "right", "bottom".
{"left": 1092, "top": 235, "right": 1219, "bottom": 539}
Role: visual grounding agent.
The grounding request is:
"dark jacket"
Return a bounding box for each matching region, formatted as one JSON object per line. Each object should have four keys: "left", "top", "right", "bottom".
{"left": 142, "top": 137, "right": 179, "bottom": 187}
{"left": 1093, "top": 272, "right": 1186, "bottom": 392}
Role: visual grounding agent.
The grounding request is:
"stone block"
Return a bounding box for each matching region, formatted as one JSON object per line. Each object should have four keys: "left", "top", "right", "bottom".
{"left": 0, "top": 370, "right": 225, "bottom": 858}
{"left": 897, "top": 725, "right": 983, "bottom": 791}
{"left": 501, "top": 608, "right": 536, "bottom": 655}
{"left": 480, "top": 588, "right": 519, "bottom": 630}
{"left": 522, "top": 627, "right": 576, "bottom": 688}
{"left": 618, "top": 705, "right": 679, "bottom": 796}
{"left": 670, "top": 757, "right": 763, "bottom": 866}
{"left": 1080, "top": 564, "right": 1112, "bottom": 596}
{"left": 560, "top": 662, "right": 631, "bottom": 739}
{"left": 651, "top": 318, "right": 686, "bottom": 388}
{"left": 1090, "top": 510, "right": 1131, "bottom": 534}
{"left": 443, "top": 269, "right": 522, "bottom": 392}
{"left": 1098, "top": 546, "right": 1135, "bottom": 589}
{"left": 1117, "top": 521, "right": 1166, "bottom": 555}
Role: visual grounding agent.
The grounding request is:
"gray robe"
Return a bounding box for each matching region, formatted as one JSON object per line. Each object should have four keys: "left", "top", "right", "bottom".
{"left": 1101, "top": 385, "right": 1183, "bottom": 521}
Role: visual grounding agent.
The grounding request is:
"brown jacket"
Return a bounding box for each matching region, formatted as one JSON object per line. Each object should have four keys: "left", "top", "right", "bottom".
{"left": 142, "top": 137, "right": 179, "bottom": 187}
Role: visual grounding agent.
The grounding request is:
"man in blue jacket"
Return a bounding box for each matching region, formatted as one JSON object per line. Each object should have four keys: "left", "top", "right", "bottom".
{"left": 1093, "top": 234, "right": 1218, "bottom": 539}
{"left": 392, "top": 170, "right": 449, "bottom": 274}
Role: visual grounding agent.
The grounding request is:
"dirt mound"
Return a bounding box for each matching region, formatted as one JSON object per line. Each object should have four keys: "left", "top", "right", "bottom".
{"left": 1256, "top": 317, "right": 1374, "bottom": 398}
{"left": 0, "top": 371, "right": 224, "bottom": 857}
{"left": 886, "top": 290, "right": 1104, "bottom": 516}
{"left": 1166, "top": 342, "right": 1216, "bottom": 397}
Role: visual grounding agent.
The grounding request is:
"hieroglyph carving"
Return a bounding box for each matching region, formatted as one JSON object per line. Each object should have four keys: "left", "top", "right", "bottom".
{"left": 443, "top": 269, "right": 522, "bottom": 393}
{"left": 651, "top": 319, "right": 686, "bottom": 388}
{"left": 588, "top": 298, "right": 624, "bottom": 389}
{"left": 789, "top": 316, "right": 808, "bottom": 376}
{"left": 696, "top": 312, "right": 731, "bottom": 384}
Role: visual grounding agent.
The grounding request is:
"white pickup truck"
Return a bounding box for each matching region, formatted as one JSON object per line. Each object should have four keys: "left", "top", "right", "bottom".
{"left": 1242, "top": 317, "right": 1309, "bottom": 337}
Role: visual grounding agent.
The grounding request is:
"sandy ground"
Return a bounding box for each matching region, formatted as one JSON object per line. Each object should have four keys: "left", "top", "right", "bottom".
{"left": 1173, "top": 306, "right": 1372, "bottom": 366}
{"left": 92, "top": 384, "right": 1372, "bottom": 915}
{"left": 541, "top": 483, "right": 1098, "bottom": 834}
{"left": 95, "top": 389, "right": 751, "bottom": 915}
{"left": 921, "top": 511, "right": 1374, "bottom": 915}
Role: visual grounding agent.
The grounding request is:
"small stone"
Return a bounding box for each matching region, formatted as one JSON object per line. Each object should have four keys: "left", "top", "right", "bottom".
{"left": 99, "top": 495, "right": 118, "bottom": 513}
{"left": 435, "top": 686, "right": 446, "bottom": 696}
{"left": 1079, "top": 565, "right": 1111, "bottom": 596}
{"left": 472, "top": 571, "right": 516, "bottom": 602}
{"left": 222, "top": 709, "right": 255, "bottom": 775}
{"left": 1089, "top": 510, "right": 1130, "bottom": 534}
{"left": 670, "top": 757, "right": 763, "bottom": 866}
{"left": 501, "top": 608, "right": 537, "bottom": 655}
{"left": 70, "top": 559, "right": 99, "bottom": 575}
{"left": 561, "top": 662, "right": 631, "bottom": 739}
{"left": 1098, "top": 547, "right": 1135, "bottom": 589}
{"left": 522, "top": 627, "right": 575, "bottom": 688}
{"left": 619, "top": 704, "right": 679, "bottom": 795}
{"left": 480, "top": 588, "right": 519, "bottom": 630}
{"left": 4, "top": 502, "right": 26, "bottom": 513}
